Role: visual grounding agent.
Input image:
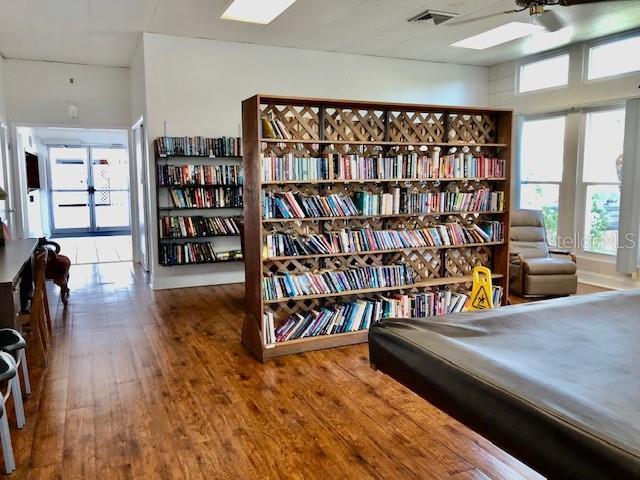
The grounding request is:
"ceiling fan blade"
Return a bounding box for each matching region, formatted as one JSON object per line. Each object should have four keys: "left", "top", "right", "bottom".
{"left": 534, "top": 9, "right": 565, "bottom": 32}
{"left": 444, "top": 9, "right": 520, "bottom": 27}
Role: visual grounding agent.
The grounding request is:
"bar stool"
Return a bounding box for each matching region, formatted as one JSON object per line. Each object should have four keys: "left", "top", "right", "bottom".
{"left": 0, "top": 329, "right": 30, "bottom": 396}
{"left": 0, "top": 351, "right": 24, "bottom": 474}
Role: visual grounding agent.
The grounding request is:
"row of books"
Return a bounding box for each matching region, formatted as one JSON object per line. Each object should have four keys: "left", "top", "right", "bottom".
{"left": 260, "top": 152, "right": 505, "bottom": 182}
{"left": 168, "top": 187, "right": 243, "bottom": 209}
{"left": 262, "top": 264, "right": 415, "bottom": 301}
{"left": 261, "top": 116, "right": 292, "bottom": 140}
{"left": 354, "top": 189, "right": 504, "bottom": 215}
{"left": 157, "top": 164, "right": 242, "bottom": 186}
{"left": 263, "top": 192, "right": 358, "bottom": 219}
{"left": 155, "top": 136, "right": 241, "bottom": 157}
{"left": 159, "top": 243, "right": 243, "bottom": 266}
{"left": 262, "top": 189, "right": 504, "bottom": 219}
{"left": 264, "top": 286, "right": 503, "bottom": 344}
{"left": 159, "top": 216, "right": 240, "bottom": 239}
{"left": 263, "top": 222, "right": 504, "bottom": 257}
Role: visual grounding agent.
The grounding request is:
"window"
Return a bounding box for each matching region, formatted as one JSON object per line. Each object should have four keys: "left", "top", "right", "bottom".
{"left": 519, "top": 116, "right": 566, "bottom": 244}
{"left": 580, "top": 108, "right": 625, "bottom": 254}
{"left": 588, "top": 34, "right": 640, "bottom": 80}
{"left": 519, "top": 54, "right": 569, "bottom": 93}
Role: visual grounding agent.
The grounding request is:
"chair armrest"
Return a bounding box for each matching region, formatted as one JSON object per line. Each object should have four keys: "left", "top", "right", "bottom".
{"left": 549, "top": 248, "right": 576, "bottom": 263}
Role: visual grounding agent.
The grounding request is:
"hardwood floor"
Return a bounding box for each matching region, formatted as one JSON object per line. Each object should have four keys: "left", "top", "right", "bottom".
{"left": 10, "top": 262, "right": 549, "bottom": 479}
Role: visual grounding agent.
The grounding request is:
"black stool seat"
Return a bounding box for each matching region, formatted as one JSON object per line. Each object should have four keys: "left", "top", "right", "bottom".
{"left": 0, "top": 356, "right": 16, "bottom": 383}
{"left": 0, "top": 330, "right": 26, "bottom": 353}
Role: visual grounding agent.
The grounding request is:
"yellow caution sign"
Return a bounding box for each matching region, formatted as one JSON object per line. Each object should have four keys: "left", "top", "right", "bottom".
{"left": 468, "top": 266, "right": 493, "bottom": 310}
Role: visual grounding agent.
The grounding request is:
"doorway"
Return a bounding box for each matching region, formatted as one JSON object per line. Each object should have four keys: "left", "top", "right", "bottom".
{"left": 48, "top": 145, "right": 131, "bottom": 235}
{"left": 15, "top": 126, "right": 133, "bottom": 265}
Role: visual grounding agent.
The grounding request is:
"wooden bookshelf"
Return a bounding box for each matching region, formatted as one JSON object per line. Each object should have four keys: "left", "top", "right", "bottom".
{"left": 154, "top": 138, "right": 243, "bottom": 267}
{"left": 241, "top": 94, "right": 513, "bottom": 362}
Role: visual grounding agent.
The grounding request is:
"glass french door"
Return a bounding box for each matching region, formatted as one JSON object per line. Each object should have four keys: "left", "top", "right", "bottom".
{"left": 49, "top": 146, "right": 131, "bottom": 235}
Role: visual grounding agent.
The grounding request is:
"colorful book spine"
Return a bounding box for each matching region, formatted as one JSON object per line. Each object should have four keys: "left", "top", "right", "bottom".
{"left": 262, "top": 264, "right": 415, "bottom": 301}
{"left": 155, "top": 136, "right": 241, "bottom": 157}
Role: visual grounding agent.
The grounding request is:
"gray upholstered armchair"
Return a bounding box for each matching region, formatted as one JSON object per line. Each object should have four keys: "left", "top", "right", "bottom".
{"left": 509, "top": 209, "right": 577, "bottom": 297}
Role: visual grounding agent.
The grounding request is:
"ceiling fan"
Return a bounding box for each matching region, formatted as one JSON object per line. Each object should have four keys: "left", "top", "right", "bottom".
{"left": 445, "top": 0, "right": 625, "bottom": 32}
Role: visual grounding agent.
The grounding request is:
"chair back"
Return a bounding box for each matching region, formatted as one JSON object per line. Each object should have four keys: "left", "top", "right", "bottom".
{"left": 509, "top": 209, "right": 550, "bottom": 259}
{"left": 31, "top": 250, "right": 49, "bottom": 320}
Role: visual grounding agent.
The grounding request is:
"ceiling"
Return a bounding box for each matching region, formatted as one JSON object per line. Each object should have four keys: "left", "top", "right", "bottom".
{"left": 0, "top": 0, "right": 639, "bottom": 68}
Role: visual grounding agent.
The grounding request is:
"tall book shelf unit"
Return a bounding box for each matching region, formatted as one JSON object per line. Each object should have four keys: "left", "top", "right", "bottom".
{"left": 154, "top": 137, "right": 244, "bottom": 267}
{"left": 241, "top": 94, "right": 512, "bottom": 362}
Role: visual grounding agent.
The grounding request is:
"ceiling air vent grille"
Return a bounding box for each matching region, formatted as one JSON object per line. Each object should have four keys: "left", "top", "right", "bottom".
{"left": 407, "top": 10, "right": 457, "bottom": 25}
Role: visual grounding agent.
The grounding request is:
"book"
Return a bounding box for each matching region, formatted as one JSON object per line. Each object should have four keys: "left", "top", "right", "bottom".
{"left": 262, "top": 264, "right": 415, "bottom": 301}
{"left": 160, "top": 242, "right": 243, "bottom": 265}
{"left": 263, "top": 223, "right": 505, "bottom": 258}
{"left": 159, "top": 216, "right": 240, "bottom": 239}
{"left": 168, "top": 187, "right": 243, "bottom": 209}
{"left": 157, "top": 164, "right": 243, "bottom": 186}
{"left": 320, "top": 151, "right": 505, "bottom": 181}
{"left": 265, "top": 288, "right": 476, "bottom": 343}
{"left": 155, "top": 136, "right": 241, "bottom": 157}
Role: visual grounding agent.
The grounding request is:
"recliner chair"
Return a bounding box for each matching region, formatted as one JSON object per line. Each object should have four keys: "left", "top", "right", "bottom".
{"left": 510, "top": 209, "right": 577, "bottom": 297}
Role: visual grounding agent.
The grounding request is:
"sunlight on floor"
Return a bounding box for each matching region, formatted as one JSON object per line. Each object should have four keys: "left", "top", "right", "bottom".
{"left": 53, "top": 235, "right": 133, "bottom": 265}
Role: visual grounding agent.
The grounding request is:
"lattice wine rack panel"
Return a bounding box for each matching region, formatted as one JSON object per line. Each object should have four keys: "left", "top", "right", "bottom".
{"left": 324, "top": 108, "right": 386, "bottom": 142}
{"left": 261, "top": 104, "right": 321, "bottom": 140}
{"left": 262, "top": 141, "right": 322, "bottom": 158}
{"left": 447, "top": 113, "right": 497, "bottom": 144}
{"left": 389, "top": 111, "right": 445, "bottom": 144}
{"left": 444, "top": 246, "right": 492, "bottom": 277}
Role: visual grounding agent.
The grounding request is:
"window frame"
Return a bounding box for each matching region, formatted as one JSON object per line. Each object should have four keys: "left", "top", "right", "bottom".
{"left": 516, "top": 50, "right": 571, "bottom": 95}
{"left": 517, "top": 112, "right": 568, "bottom": 246}
{"left": 575, "top": 105, "right": 626, "bottom": 257}
{"left": 583, "top": 30, "right": 640, "bottom": 83}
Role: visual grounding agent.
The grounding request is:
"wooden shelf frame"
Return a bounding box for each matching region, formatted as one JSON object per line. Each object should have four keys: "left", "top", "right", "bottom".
{"left": 155, "top": 148, "right": 244, "bottom": 268}
{"left": 241, "top": 94, "right": 513, "bottom": 362}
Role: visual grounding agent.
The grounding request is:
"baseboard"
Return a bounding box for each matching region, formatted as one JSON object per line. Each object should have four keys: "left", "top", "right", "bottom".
{"left": 578, "top": 270, "right": 640, "bottom": 290}
{"left": 151, "top": 267, "right": 245, "bottom": 290}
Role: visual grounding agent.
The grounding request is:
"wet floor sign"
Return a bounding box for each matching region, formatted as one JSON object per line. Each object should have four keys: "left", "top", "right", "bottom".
{"left": 468, "top": 266, "right": 493, "bottom": 310}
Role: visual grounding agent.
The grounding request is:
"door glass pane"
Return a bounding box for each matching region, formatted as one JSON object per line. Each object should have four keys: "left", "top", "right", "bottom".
{"left": 49, "top": 147, "right": 88, "bottom": 190}
{"left": 91, "top": 148, "right": 129, "bottom": 190}
{"left": 94, "top": 190, "right": 130, "bottom": 228}
{"left": 582, "top": 109, "right": 625, "bottom": 183}
{"left": 52, "top": 191, "right": 90, "bottom": 229}
{"left": 521, "top": 117, "right": 565, "bottom": 182}
{"left": 520, "top": 183, "right": 559, "bottom": 245}
{"left": 584, "top": 184, "right": 620, "bottom": 255}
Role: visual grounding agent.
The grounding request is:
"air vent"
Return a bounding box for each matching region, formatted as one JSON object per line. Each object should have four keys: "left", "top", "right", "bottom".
{"left": 408, "top": 9, "right": 457, "bottom": 25}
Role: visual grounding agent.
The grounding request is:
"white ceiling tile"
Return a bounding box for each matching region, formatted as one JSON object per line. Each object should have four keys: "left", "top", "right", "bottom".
{"left": 0, "top": 0, "right": 638, "bottom": 67}
{"left": 88, "top": 0, "right": 160, "bottom": 32}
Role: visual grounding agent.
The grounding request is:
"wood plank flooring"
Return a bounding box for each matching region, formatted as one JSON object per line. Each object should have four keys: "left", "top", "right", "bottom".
{"left": 9, "top": 262, "right": 565, "bottom": 479}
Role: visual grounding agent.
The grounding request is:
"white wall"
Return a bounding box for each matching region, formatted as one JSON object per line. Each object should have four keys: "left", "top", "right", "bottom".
{"left": 0, "top": 56, "right": 7, "bottom": 125}
{"left": 489, "top": 43, "right": 640, "bottom": 113}
{"left": 3, "top": 59, "right": 131, "bottom": 127}
{"left": 141, "top": 33, "right": 490, "bottom": 289}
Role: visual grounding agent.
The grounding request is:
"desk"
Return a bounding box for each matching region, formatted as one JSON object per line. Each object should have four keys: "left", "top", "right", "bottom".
{"left": 0, "top": 239, "right": 38, "bottom": 329}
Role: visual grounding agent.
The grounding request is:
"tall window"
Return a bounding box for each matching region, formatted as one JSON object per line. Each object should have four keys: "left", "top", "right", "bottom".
{"left": 581, "top": 108, "right": 625, "bottom": 254}
{"left": 588, "top": 34, "right": 640, "bottom": 80}
{"left": 519, "top": 116, "right": 566, "bottom": 244}
{"left": 519, "top": 54, "right": 570, "bottom": 93}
